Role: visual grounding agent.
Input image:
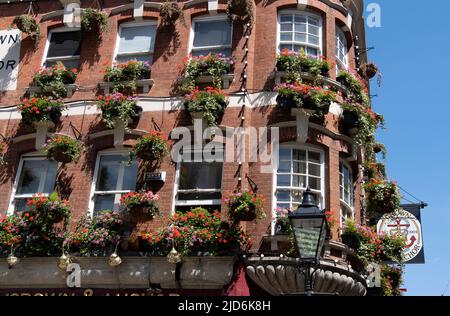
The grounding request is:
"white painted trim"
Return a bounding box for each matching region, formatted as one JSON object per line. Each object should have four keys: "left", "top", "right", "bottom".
{"left": 133, "top": 0, "right": 145, "bottom": 19}
{"left": 41, "top": 27, "right": 81, "bottom": 68}
{"left": 189, "top": 14, "right": 232, "bottom": 56}
{"left": 336, "top": 27, "right": 349, "bottom": 70}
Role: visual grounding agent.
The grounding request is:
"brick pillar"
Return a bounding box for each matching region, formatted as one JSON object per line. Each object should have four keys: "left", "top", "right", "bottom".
{"left": 327, "top": 142, "right": 341, "bottom": 241}
{"left": 324, "top": 8, "right": 337, "bottom": 80}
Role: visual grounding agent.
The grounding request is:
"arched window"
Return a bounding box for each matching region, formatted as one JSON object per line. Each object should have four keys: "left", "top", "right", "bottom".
{"left": 339, "top": 161, "right": 354, "bottom": 227}
{"left": 190, "top": 15, "right": 232, "bottom": 57}
{"left": 88, "top": 151, "right": 138, "bottom": 216}
{"left": 336, "top": 27, "right": 349, "bottom": 69}
{"left": 274, "top": 145, "right": 325, "bottom": 213}
{"left": 278, "top": 11, "right": 322, "bottom": 56}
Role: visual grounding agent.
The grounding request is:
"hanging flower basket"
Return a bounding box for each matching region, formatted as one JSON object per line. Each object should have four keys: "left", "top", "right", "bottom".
{"left": 120, "top": 191, "right": 160, "bottom": 218}
{"left": 44, "top": 135, "right": 84, "bottom": 164}
{"left": 96, "top": 93, "right": 139, "bottom": 129}
{"left": 132, "top": 131, "right": 169, "bottom": 162}
{"left": 184, "top": 87, "right": 228, "bottom": 126}
{"left": 81, "top": 8, "right": 108, "bottom": 33}
{"left": 11, "top": 14, "right": 40, "bottom": 42}
{"left": 159, "top": 1, "right": 185, "bottom": 26}
{"left": 225, "top": 191, "right": 265, "bottom": 222}
{"left": 364, "top": 62, "right": 379, "bottom": 79}
{"left": 364, "top": 179, "right": 401, "bottom": 215}
{"left": 18, "top": 97, "right": 65, "bottom": 125}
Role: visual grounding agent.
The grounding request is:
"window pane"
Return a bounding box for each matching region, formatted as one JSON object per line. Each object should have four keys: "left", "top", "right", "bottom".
{"left": 309, "top": 25, "right": 320, "bottom": 36}
{"left": 47, "top": 31, "right": 81, "bottom": 58}
{"left": 293, "top": 175, "right": 306, "bottom": 187}
{"left": 14, "top": 199, "right": 28, "bottom": 212}
{"left": 118, "top": 25, "right": 156, "bottom": 54}
{"left": 295, "top": 33, "right": 307, "bottom": 43}
{"left": 280, "top": 15, "right": 293, "bottom": 23}
{"left": 193, "top": 20, "right": 231, "bottom": 48}
{"left": 280, "top": 44, "right": 293, "bottom": 51}
{"left": 309, "top": 151, "right": 321, "bottom": 163}
{"left": 293, "top": 161, "right": 307, "bottom": 174}
{"left": 179, "top": 162, "right": 222, "bottom": 190}
{"left": 309, "top": 177, "right": 321, "bottom": 190}
{"left": 280, "top": 148, "right": 291, "bottom": 161}
{"left": 306, "top": 47, "right": 318, "bottom": 56}
{"left": 308, "top": 163, "right": 321, "bottom": 176}
{"left": 277, "top": 175, "right": 290, "bottom": 187}
{"left": 292, "top": 191, "right": 302, "bottom": 203}
{"left": 278, "top": 161, "right": 290, "bottom": 173}
{"left": 280, "top": 33, "right": 293, "bottom": 41}
{"left": 276, "top": 190, "right": 290, "bottom": 202}
{"left": 293, "top": 149, "right": 306, "bottom": 161}
{"left": 94, "top": 194, "right": 116, "bottom": 213}
{"left": 295, "top": 16, "right": 306, "bottom": 23}
{"left": 17, "top": 159, "right": 57, "bottom": 195}
{"left": 280, "top": 23, "right": 293, "bottom": 32}
{"left": 122, "top": 160, "right": 138, "bottom": 191}
{"left": 97, "top": 155, "right": 123, "bottom": 191}
{"left": 309, "top": 35, "right": 319, "bottom": 46}
{"left": 295, "top": 23, "right": 307, "bottom": 32}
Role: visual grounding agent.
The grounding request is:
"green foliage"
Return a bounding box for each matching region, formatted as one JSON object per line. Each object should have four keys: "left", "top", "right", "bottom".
{"left": 159, "top": 1, "right": 185, "bottom": 26}
{"left": 32, "top": 63, "right": 77, "bottom": 99}
{"left": 81, "top": 8, "right": 108, "bottom": 33}
{"left": 225, "top": 191, "right": 266, "bottom": 221}
{"left": 96, "top": 93, "right": 139, "bottom": 130}
{"left": 341, "top": 103, "right": 384, "bottom": 146}
{"left": 11, "top": 14, "right": 40, "bottom": 42}
{"left": 364, "top": 179, "right": 401, "bottom": 216}
{"left": 131, "top": 131, "right": 169, "bottom": 161}
{"left": 104, "top": 60, "right": 151, "bottom": 93}
{"left": 184, "top": 87, "right": 228, "bottom": 126}
{"left": 67, "top": 210, "right": 123, "bottom": 256}
{"left": 227, "top": 0, "right": 255, "bottom": 28}
{"left": 0, "top": 193, "right": 71, "bottom": 256}
{"left": 381, "top": 264, "right": 404, "bottom": 296}
{"left": 120, "top": 191, "right": 160, "bottom": 217}
{"left": 275, "top": 82, "right": 336, "bottom": 117}
{"left": 337, "top": 70, "right": 370, "bottom": 106}
{"left": 140, "top": 207, "right": 250, "bottom": 256}
{"left": 18, "top": 97, "right": 65, "bottom": 125}
{"left": 341, "top": 219, "right": 404, "bottom": 268}
{"left": 44, "top": 135, "right": 84, "bottom": 164}
{"left": 276, "top": 49, "right": 333, "bottom": 82}
{"left": 180, "top": 54, "right": 233, "bottom": 92}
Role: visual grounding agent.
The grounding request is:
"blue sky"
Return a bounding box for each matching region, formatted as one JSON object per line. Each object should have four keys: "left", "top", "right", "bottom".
{"left": 365, "top": 0, "right": 450, "bottom": 295}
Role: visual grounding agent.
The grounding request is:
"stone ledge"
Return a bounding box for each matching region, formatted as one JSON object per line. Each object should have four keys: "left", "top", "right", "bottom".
{"left": 0, "top": 256, "right": 237, "bottom": 290}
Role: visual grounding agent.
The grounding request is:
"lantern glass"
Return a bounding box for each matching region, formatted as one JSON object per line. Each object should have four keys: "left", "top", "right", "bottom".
{"left": 290, "top": 215, "right": 326, "bottom": 262}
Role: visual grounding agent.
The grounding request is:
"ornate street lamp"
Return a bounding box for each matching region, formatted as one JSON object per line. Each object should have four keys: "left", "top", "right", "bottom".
{"left": 288, "top": 188, "right": 328, "bottom": 296}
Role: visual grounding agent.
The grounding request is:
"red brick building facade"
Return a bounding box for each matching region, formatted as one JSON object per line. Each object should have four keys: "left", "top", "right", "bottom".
{"left": 0, "top": 0, "right": 372, "bottom": 296}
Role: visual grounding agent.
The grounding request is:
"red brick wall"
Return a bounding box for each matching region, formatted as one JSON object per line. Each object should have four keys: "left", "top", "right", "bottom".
{"left": 0, "top": 0, "right": 365, "bottom": 249}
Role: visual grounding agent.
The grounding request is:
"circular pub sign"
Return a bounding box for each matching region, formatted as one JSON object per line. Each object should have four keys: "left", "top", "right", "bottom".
{"left": 377, "top": 209, "right": 423, "bottom": 263}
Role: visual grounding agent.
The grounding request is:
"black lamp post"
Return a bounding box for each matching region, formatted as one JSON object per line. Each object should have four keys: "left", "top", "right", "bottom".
{"left": 288, "top": 188, "right": 328, "bottom": 296}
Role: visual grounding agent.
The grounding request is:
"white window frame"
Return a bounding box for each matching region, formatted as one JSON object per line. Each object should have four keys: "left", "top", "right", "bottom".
{"left": 7, "top": 154, "right": 58, "bottom": 215}
{"left": 172, "top": 147, "right": 224, "bottom": 213}
{"left": 87, "top": 150, "right": 138, "bottom": 217}
{"left": 336, "top": 27, "right": 349, "bottom": 69}
{"left": 272, "top": 143, "right": 326, "bottom": 213}
{"left": 113, "top": 20, "right": 158, "bottom": 64}
{"left": 277, "top": 10, "right": 323, "bottom": 55}
{"left": 189, "top": 14, "right": 233, "bottom": 56}
{"left": 339, "top": 160, "right": 354, "bottom": 228}
{"left": 41, "top": 27, "right": 82, "bottom": 67}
